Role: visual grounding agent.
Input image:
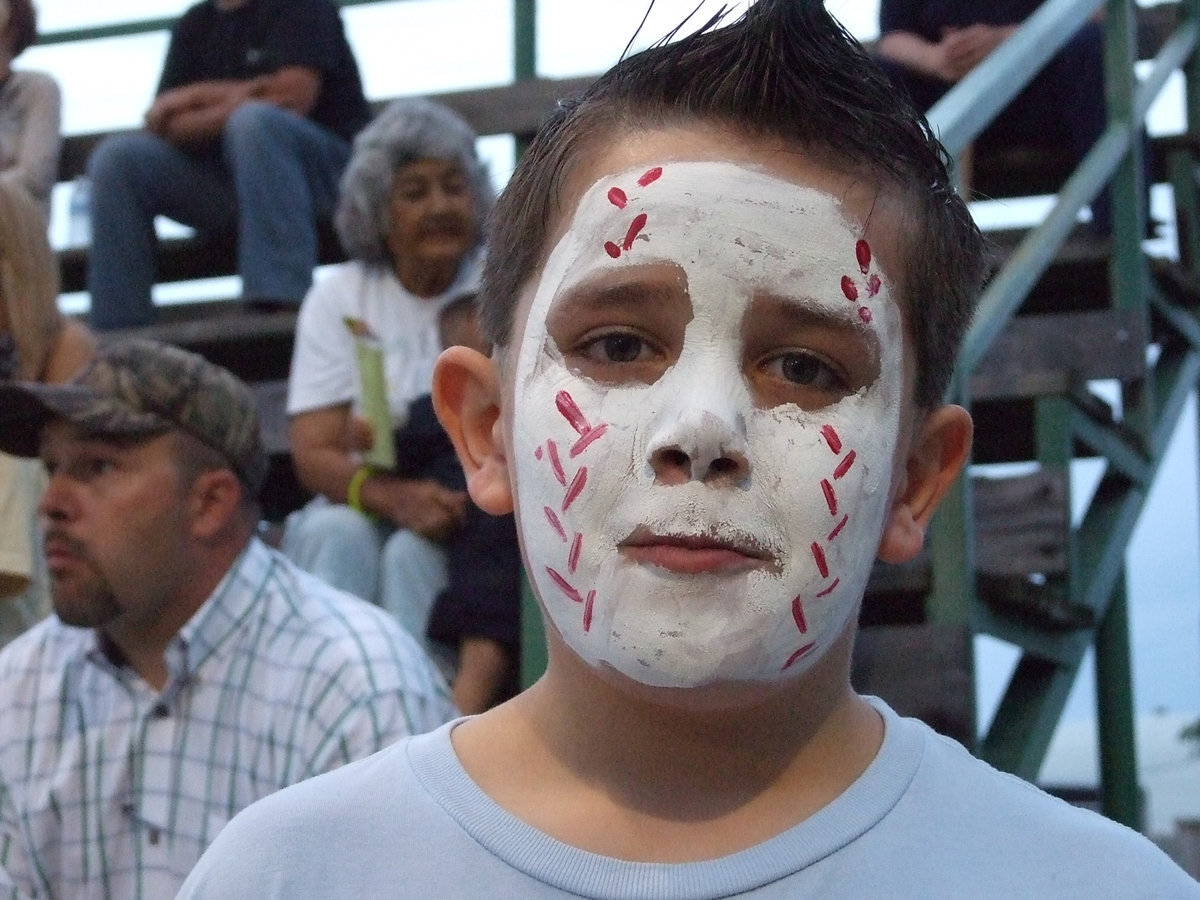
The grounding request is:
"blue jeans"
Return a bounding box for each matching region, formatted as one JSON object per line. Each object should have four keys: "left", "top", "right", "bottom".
{"left": 86, "top": 102, "right": 351, "bottom": 329}
{"left": 281, "top": 498, "right": 453, "bottom": 675}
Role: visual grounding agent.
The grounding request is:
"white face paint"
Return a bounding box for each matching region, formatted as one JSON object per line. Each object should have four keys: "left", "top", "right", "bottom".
{"left": 511, "top": 159, "right": 906, "bottom": 688}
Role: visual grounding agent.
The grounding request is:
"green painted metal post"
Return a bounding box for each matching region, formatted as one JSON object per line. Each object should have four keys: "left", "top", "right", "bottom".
{"left": 1095, "top": 574, "right": 1142, "bottom": 828}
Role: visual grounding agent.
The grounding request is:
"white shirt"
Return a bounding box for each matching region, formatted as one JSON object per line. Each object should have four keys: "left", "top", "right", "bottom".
{"left": 287, "top": 253, "right": 483, "bottom": 425}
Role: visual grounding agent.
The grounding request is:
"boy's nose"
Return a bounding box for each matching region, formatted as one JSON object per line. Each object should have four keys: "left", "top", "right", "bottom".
{"left": 646, "top": 406, "right": 750, "bottom": 486}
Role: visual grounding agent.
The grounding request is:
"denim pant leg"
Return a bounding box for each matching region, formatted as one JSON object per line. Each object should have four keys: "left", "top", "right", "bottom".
{"left": 379, "top": 529, "right": 449, "bottom": 655}
{"left": 222, "top": 102, "right": 351, "bottom": 304}
{"left": 86, "top": 132, "right": 236, "bottom": 329}
{"left": 281, "top": 499, "right": 385, "bottom": 603}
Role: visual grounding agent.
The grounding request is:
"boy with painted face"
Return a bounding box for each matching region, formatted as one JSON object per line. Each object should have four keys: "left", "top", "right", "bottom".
{"left": 179, "top": 2, "right": 1198, "bottom": 896}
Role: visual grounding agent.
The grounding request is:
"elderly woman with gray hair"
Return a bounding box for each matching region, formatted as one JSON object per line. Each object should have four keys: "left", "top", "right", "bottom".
{"left": 283, "top": 97, "right": 492, "bottom": 647}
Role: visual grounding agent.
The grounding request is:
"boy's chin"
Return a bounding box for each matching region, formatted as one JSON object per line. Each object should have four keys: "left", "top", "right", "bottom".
{"left": 587, "top": 655, "right": 817, "bottom": 714}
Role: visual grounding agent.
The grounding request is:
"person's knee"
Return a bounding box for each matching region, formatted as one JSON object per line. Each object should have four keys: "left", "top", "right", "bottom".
{"left": 382, "top": 529, "right": 443, "bottom": 568}
{"left": 286, "top": 503, "right": 378, "bottom": 554}
{"left": 87, "top": 132, "right": 160, "bottom": 185}
{"left": 224, "top": 101, "right": 300, "bottom": 156}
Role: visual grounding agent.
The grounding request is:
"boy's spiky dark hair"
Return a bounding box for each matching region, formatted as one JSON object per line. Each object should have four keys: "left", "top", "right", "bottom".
{"left": 480, "top": 0, "right": 988, "bottom": 407}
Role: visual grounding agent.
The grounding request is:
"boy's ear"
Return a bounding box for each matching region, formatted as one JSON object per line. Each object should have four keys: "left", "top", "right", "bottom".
{"left": 876, "top": 404, "right": 972, "bottom": 565}
{"left": 432, "top": 345, "right": 514, "bottom": 515}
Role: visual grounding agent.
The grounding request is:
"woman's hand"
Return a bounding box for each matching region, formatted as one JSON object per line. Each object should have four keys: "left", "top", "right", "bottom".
{"left": 361, "top": 475, "right": 467, "bottom": 541}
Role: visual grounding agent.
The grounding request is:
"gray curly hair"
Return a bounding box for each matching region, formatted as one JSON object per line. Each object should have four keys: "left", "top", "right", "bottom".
{"left": 335, "top": 97, "right": 495, "bottom": 265}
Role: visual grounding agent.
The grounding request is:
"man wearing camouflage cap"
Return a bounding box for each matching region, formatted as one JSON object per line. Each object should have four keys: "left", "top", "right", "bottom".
{"left": 0, "top": 339, "right": 456, "bottom": 899}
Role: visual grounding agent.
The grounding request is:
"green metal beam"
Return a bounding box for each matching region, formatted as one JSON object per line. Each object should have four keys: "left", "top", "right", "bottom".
{"left": 1095, "top": 576, "right": 1142, "bottom": 829}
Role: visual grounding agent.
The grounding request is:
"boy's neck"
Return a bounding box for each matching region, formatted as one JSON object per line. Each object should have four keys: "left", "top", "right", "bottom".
{"left": 453, "top": 624, "right": 884, "bottom": 862}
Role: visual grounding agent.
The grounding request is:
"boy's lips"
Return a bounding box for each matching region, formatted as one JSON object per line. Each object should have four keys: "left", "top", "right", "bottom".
{"left": 619, "top": 527, "right": 778, "bottom": 575}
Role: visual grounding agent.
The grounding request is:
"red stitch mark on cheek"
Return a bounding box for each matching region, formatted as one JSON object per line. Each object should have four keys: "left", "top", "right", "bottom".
{"left": 822, "top": 425, "right": 842, "bottom": 454}
{"left": 782, "top": 642, "right": 816, "bottom": 670}
{"left": 856, "top": 239, "right": 871, "bottom": 274}
{"left": 544, "top": 507, "right": 566, "bottom": 541}
{"left": 811, "top": 542, "right": 829, "bottom": 579}
{"left": 820, "top": 479, "right": 837, "bottom": 515}
{"left": 816, "top": 578, "right": 840, "bottom": 598}
{"left": 570, "top": 424, "right": 608, "bottom": 457}
{"left": 583, "top": 590, "right": 596, "bottom": 632}
{"left": 547, "top": 567, "right": 584, "bottom": 604}
{"left": 534, "top": 446, "right": 543, "bottom": 461}
{"left": 858, "top": 307, "right": 873, "bottom": 324}
{"left": 547, "top": 440, "right": 566, "bottom": 486}
{"left": 792, "top": 597, "right": 808, "bottom": 633}
{"left": 607, "top": 187, "right": 627, "bottom": 208}
{"left": 827, "top": 515, "right": 849, "bottom": 541}
{"left": 638, "top": 166, "right": 663, "bottom": 186}
{"left": 562, "top": 467, "right": 588, "bottom": 511}
{"left": 568, "top": 533, "right": 583, "bottom": 573}
{"left": 604, "top": 241, "right": 621, "bottom": 259}
{"left": 622, "top": 213, "right": 648, "bottom": 251}
{"left": 866, "top": 273, "right": 881, "bottom": 297}
{"left": 833, "top": 450, "right": 856, "bottom": 479}
{"left": 556, "top": 391, "right": 589, "bottom": 434}
{"left": 840, "top": 275, "right": 858, "bottom": 302}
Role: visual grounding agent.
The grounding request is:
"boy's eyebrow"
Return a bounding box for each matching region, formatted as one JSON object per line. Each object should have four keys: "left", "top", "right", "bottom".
{"left": 550, "top": 272, "right": 687, "bottom": 314}
{"left": 748, "top": 292, "right": 883, "bottom": 359}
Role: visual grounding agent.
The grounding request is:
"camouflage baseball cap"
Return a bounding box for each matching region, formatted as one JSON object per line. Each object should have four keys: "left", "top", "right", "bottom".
{"left": 0, "top": 338, "right": 267, "bottom": 495}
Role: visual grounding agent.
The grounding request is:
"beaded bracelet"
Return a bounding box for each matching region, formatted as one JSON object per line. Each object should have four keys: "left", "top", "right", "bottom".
{"left": 346, "top": 465, "right": 374, "bottom": 514}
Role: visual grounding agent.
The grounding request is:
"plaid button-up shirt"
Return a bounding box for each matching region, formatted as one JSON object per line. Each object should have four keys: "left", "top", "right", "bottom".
{"left": 0, "top": 537, "right": 455, "bottom": 900}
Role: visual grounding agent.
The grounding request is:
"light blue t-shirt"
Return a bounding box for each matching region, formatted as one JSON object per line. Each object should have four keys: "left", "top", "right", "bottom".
{"left": 178, "top": 699, "right": 1198, "bottom": 899}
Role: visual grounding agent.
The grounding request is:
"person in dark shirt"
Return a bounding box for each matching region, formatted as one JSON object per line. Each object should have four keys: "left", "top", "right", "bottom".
{"left": 395, "top": 294, "right": 521, "bottom": 713}
{"left": 875, "top": 0, "right": 1119, "bottom": 232}
{"left": 85, "top": 0, "right": 372, "bottom": 328}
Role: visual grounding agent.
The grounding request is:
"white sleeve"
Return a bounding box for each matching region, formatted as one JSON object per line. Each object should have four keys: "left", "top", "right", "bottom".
{"left": 286, "top": 267, "right": 360, "bottom": 416}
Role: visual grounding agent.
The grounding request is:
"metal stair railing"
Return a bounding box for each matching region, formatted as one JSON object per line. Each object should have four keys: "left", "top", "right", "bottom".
{"left": 927, "top": 0, "right": 1200, "bottom": 828}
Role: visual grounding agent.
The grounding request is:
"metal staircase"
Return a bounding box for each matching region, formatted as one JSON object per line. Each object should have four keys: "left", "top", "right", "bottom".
{"left": 917, "top": 0, "right": 1200, "bottom": 827}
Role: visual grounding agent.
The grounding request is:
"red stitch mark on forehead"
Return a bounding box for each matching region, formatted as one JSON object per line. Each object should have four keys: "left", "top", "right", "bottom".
{"left": 856, "top": 239, "right": 871, "bottom": 274}
{"left": 841, "top": 275, "right": 858, "bottom": 302}
{"left": 622, "top": 213, "right": 648, "bottom": 251}
{"left": 638, "top": 166, "right": 663, "bottom": 186}
{"left": 534, "top": 446, "right": 543, "bottom": 460}
{"left": 607, "top": 187, "right": 627, "bottom": 209}
{"left": 604, "top": 241, "right": 621, "bottom": 259}
{"left": 833, "top": 451, "right": 856, "bottom": 480}
{"left": 866, "top": 273, "right": 881, "bottom": 297}
{"left": 822, "top": 425, "right": 842, "bottom": 454}
{"left": 811, "top": 542, "right": 829, "bottom": 579}
{"left": 792, "top": 597, "right": 808, "bottom": 633}
{"left": 858, "top": 307, "right": 872, "bottom": 324}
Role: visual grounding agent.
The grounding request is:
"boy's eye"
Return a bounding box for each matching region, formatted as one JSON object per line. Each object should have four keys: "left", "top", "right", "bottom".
{"left": 755, "top": 349, "right": 851, "bottom": 408}
{"left": 564, "top": 328, "right": 670, "bottom": 385}
{"left": 767, "top": 351, "right": 845, "bottom": 390}
{"left": 579, "top": 331, "right": 654, "bottom": 365}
